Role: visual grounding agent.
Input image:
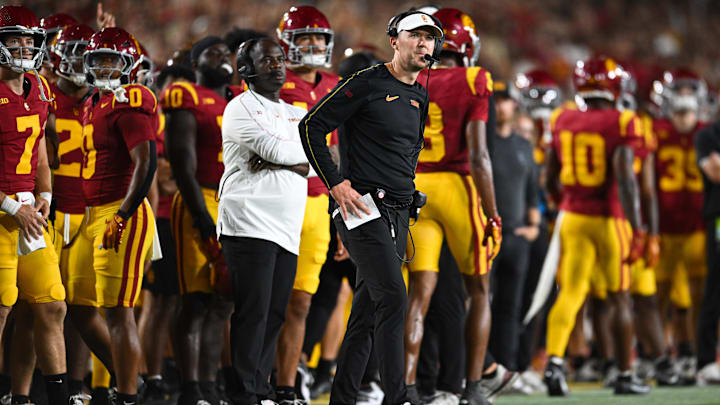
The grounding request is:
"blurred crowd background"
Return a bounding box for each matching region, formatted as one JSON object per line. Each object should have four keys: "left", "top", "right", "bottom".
{"left": 19, "top": 0, "right": 720, "bottom": 113}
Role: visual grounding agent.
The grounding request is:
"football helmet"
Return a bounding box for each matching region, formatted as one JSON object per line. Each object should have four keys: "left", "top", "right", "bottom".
{"left": 277, "top": 6, "right": 333, "bottom": 67}
{"left": 661, "top": 67, "right": 707, "bottom": 113}
{"left": 433, "top": 8, "right": 480, "bottom": 67}
{"left": 515, "top": 69, "right": 562, "bottom": 119}
{"left": 51, "top": 23, "right": 94, "bottom": 86}
{"left": 0, "top": 5, "right": 47, "bottom": 73}
{"left": 84, "top": 27, "right": 142, "bottom": 90}
{"left": 40, "top": 13, "right": 78, "bottom": 38}
{"left": 133, "top": 41, "right": 155, "bottom": 87}
{"left": 573, "top": 56, "right": 625, "bottom": 102}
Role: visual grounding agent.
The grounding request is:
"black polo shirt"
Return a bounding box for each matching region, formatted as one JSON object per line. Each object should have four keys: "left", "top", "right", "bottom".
{"left": 299, "top": 64, "right": 427, "bottom": 200}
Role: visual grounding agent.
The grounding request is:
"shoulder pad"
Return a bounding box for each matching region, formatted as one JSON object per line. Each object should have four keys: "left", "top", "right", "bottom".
{"left": 466, "top": 67, "right": 493, "bottom": 97}
{"left": 160, "top": 81, "right": 200, "bottom": 111}
{"left": 112, "top": 84, "right": 157, "bottom": 114}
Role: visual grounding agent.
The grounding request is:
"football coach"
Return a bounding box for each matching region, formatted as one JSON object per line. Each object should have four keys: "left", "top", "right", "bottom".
{"left": 299, "top": 10, "right": 444, "bottom": 405}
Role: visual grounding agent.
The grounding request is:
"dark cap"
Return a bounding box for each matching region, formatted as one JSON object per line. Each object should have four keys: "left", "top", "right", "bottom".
{"left": 191, "top": 35, "right": 225, "bottom": 62}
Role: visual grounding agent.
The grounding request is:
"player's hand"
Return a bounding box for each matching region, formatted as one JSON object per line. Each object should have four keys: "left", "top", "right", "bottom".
{"left": 103, "top": 214, "right": 126, "bottom": 253}
{"left": 514, "top": 225, "right": 539, "bottom": 242}
{"left": 644, "top": 234, "right": 660, "bottom": 268}
{"left": 96, "top": 3, "right": 116, "bottom": 29}
{"left": 334, "top": 232, "right": 350, "bottom": 261}
{"left": 627, "top": 229, "right": 646, "bottom": 264}
{"left": 482, "top": 217, "right": 502, "bottom": 260}
{"left": 34, "top": 198, "right": 50, "bottom": 220}
{"left": 330, "top": 180, "right": 371, "bottom": 220}
{"left": 193, "top": 210, "right": 220, "bottom": 259}
{"left": 13, "top": 204, "right": 46, "bottom": 241}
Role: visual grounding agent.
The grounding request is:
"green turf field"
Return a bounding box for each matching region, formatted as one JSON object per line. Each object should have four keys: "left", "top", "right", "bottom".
{"left": 313, "top": 384, "right": 720, "bottom": 405}
{"left": 494, "top": 385, "right": 719, "bottom": 405}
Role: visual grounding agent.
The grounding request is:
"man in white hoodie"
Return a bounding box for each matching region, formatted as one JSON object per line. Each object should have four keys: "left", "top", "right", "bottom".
{"left": 218, "top": 37, "right": 310, "bottom": 405}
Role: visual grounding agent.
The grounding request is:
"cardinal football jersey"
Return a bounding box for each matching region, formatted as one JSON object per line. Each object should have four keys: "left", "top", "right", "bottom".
{"left": 80, "top": 84, "right": 158, "bottom": 206}
{"left": 551, "top": 107, "right": 642, "bottom": 216}
{"left": 160, "top": 82, "right": 243, "bottom": 186}
{"left": 50, "top": 82, "right": 93, "bottom": 214}
{"left": 653, "top": 118, "right": 706, "bottom": 233}
{"left": 415, "top": 66, "right": 493, "bottom": 175}
{"left": 280, "top": 69, "right": 340, "bottom": 196}
{"left": 0, "top": 74, "right": 52, "bottom": 195}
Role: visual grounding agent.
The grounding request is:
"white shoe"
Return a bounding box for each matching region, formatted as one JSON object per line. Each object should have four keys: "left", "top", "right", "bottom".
{"left": 573, "top": 358, "right": 601, "bottom": 382}
{"left": 356, "top": 381, "right": 384, "bottom": 405}
{"left": 69, "top": 393, "right": 92, "bottom": 405}
{"left": 603, "top": 365, "right": 619, "bottom": 388}
{"left": 677, "top": 356, "right": 697, "bottom": 384}
{"left": 520, "top": 370, "right": 546, "bottom": 393}
{"left": 634, "top": 358, "right": 655, "bottom": 380}
{"left": 296, "top": 363, "right": 314, "bottom": 404}
{"left": 0, "top": 394, "right": 10, "bottom": 405}
{"left": 478, "top": 364, "right": 519, "bottom": 403}
{"left": 507, "top": 376, "right": 533, "bottom": 395}
{"left": 427, "top": 390, "right": 459, "bottom": 405}
{"left": 697, "top": 362, "right": 720, "bottom": 386}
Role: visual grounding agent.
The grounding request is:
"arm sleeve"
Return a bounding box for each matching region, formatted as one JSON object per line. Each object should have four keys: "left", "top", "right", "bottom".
{"left": 299, "top": 74, "right": 370, "bottom": 189}
{"left": 695, "top": 124, "right": 720, "bottom": 162}
{"left": 222, "top": 97, "right": 307, "bottom": 166}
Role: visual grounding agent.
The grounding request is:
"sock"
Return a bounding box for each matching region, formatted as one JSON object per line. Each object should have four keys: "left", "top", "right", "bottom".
{"left": 482, "top": 369, "right": 498, "bottom": 380}
{"left": 117, "top": 392, "right": 138, "bottom": 405}
{"left": 571, "top": 356, "right": 587, "bottom": 371}
{"left": 275, "top": 385, "right": 295, "bottom": 401}
{"left": 181, "top": 381, "right": 202, "bottom": 397}
{"left": 11, "top": 395, "right": 31, "bottom": 404}
{"left": 618, "top": 370, "right": 632, "bottom": 378}
{"left": 69, "top": 379, "right": 84, "bottom": 395}
{"left": 44, "top": 373, "right": 69, "bottom": 404}
{"left": 316, "top": 359, "right": 333, "bottom": 378}
{"left": 678, "top": 342, "right": 694, "bottom": 357}
{"left": 0, "top": 374, "right": 10, "bottom": 396}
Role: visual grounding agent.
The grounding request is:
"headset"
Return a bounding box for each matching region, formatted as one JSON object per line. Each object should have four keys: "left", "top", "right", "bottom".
{"left": 386, "top": 10, "right": 444, "bottom": 63}
{"left": 236, "top": 37, "right": 287, "bottom": 80}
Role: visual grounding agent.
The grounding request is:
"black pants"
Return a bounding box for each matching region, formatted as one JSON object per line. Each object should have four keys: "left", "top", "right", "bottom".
{"left": 144, "top": 218, "right": 179, "bottom": 296}
{"left": 220, "top": 236, "right": 297, "bottom": 405}
{"left": 330, "top": 207, "right": 409, "bottom": 405}
{"left": 416, "top": 242, "right": 467, "bottom": 395}
{"left": 697, "top": 218, "right": 720, "bottom": 368}
{"left": 489, "top": 232, "right": 532, "bottom": 371}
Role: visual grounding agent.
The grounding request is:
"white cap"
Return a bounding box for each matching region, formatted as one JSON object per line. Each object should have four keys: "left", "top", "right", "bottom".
{"left": 396, "top": 13, "right": 443, "bottom": 38}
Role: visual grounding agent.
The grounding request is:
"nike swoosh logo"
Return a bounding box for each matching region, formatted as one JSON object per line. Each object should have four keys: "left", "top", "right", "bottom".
{"left": 101, "top": 102, "right": 109, "bottom": 108}
{"left": 385, "top": 95, "right": 399, "bottom": 102}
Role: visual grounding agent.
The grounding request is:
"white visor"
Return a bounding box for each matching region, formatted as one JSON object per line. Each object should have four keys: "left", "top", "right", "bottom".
{"left": 396, "top": 13, "right": 442, "bottom": 38}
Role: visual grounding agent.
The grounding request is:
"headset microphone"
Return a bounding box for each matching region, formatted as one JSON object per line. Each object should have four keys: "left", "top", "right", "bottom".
{"left": 423, "top": 53, "right": 439, "bottom": 64}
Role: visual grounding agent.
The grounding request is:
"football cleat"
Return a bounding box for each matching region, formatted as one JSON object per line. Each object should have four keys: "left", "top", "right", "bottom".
{"left": 68, "top": 393, "right": 91, "bottom": 405}
{"left": 309, "top": 373, "right": 332, "bottom": 400}
{"left": 696, "top": 362, "right": 720, "bottom": 386}
{"left": 544, "top": 357, "right": 569, "bottom": 396}
{"left": 427, "top": 391, "right": 459, "bottom": 405}
{"left": 478, "top": 364, "right": 519, "bottom": 403}
{"left": 459, "top": 380, "right": 491, "bottom": 405}
{"left": 614, "top": 374, "right": 650, "bottom": 395}
{"left": 356, "top": 381, "right": 384, "bottom": 405}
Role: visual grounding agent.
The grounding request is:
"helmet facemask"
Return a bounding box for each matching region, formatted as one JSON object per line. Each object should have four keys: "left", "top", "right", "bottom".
{"left": 55, "top": 39, "right": 88, "bottom": 86}
{"left": 283, "top": 29, "right": 333, "bottom": 68}
{"left": 84, "top": 49, "right": 134, "bottom": 91}
{"left": 0, "top": 27, "right": 47, "bottom": 73}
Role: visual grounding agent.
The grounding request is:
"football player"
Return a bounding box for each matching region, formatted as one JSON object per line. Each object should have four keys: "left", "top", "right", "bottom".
{"left": 400, "top": 8, "right": 501, "bottom": 405}
{"left": 652, "top": 68, "right": 709, "bottom": 383}
{"left": 543, "top": 56, "right": 649, "bottom": 396}
{"left": 39, "top": 12, "right": 78, "bottom": 84}
{"left": 140, "top": 62, "right": 195, "bottom": 403}
{"left": 73, "top": 27, "right": 158, "bottom": 405}
{"left": 162, "top": 35, "right": 242, "bottom": 405}
{"left": 0, "top": 5, "right": 71, "bottom": 405}
{"left": 275, "top": 6, "right": 339, "bottom": 403}
{"left": 45, "top": 22, "right": 105, "bottom": 401}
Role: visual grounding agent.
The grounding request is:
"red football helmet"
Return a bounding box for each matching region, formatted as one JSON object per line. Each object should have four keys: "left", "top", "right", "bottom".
{"left": 661, "top": 67, "right": 707, "bottom": 113}
{"left": 433, "top": 8, "right": 480, "bottom": 67}
{"left": 40, "top": 13, "right": 78, "bottom": 38}
{"left": 515, "top": 69, "right": 562, "bottom": 118}
{"left": 51, "top": 24, "right": 94, "bottom": 86}
{"left": 277, "top": 6, "right": 333, "bottom": 67}
{"left": 0, "top": 6, "right": 47, "bottom": 73}
{"left": 573, "top": 56, "right": 626, "bottom": 102}
{"left": 83, "top": 27, "right": 143, "bottom": 90}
